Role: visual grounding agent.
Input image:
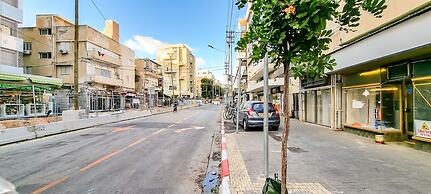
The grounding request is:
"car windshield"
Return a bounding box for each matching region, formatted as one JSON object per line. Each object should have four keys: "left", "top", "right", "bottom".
{"left": 252, "top": 103, "right": 274, "bottom": 113}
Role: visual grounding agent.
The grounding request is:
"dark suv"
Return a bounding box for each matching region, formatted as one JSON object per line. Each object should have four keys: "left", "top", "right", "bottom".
{"left": 235, "top": 101, "right": 280, "bottom": 131}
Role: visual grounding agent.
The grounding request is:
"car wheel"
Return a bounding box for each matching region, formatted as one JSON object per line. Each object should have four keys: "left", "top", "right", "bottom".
{"left": 243, "top": 119, "right": 248, "bottom": 131}
{"left": 270, "top": 126, "right": 279, "bottom": 131}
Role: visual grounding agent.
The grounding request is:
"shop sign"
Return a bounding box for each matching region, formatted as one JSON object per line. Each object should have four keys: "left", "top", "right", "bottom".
{"left": 415, "top": 119, "right": 431, "bottom": 139}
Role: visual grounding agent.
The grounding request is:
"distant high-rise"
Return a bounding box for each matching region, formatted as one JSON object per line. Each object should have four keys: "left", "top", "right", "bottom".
{"left": 157, "top": 44, "right": 196, "bottom": 98}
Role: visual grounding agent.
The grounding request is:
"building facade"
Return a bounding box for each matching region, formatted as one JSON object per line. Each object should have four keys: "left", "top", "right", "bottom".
{"left": 299, "top": 1, "right": 431, "bottom": 148}
{"left": 157, "top": 44, "right": 196, "bottom": 98}
{"left": 135, "top": 58, "right": 162, "bottom": 106}
{"left": 21, "top": 15, "right": 136, "bottom": 112}
{"left": 1, "top": 1, "right": 64, "bottom": 119}
{"left": 1, "top": 0, "right": 23, "bottom": 74}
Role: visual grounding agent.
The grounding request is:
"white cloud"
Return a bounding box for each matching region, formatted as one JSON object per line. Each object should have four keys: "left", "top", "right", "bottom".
{"left": 125, "top": 35, "right": 168, "bottom": 55}
{"left": 196, "top": 57, "right": 206, "bottom": 67}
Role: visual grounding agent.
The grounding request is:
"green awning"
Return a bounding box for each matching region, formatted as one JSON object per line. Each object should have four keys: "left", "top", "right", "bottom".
{"left": 0, "top": 74, "right": 27, "bottom": 81}
{"left": 28, "top": 75, "right": 63, "bottom": 86}
{"left": 0, "top": 84, "right": 55, "bottom": 92}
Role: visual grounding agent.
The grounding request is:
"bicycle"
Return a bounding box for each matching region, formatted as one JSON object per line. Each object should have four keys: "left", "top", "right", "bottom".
{"left": 223, "top": 101, "right": 236, "bottom": 120}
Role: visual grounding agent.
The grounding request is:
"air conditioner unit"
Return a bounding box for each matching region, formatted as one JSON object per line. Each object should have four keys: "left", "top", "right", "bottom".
{"left": 59, "top": 49, "right": 68, "bottom": 54}
{"left": 23, "top": 50, "right": 31, "bottom": 55}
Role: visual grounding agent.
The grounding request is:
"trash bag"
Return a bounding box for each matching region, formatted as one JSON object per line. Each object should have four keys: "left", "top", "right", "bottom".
{"left": 262, "top": 174, "right": 287, "bottom": 194}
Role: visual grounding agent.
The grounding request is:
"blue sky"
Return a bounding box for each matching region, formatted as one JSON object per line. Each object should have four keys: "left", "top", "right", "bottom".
{"left": 23, "top": 0, "right": 245, "bottom": 83}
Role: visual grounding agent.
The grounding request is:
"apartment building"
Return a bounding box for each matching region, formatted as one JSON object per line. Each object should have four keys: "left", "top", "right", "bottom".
{"left": 238, "top": 6, "right": 299, "bottom": 116}
{"left": 0, "top": 0, "right": 23, "bottom": 74}
{"left": 135, "top": 58, "right": 162, "bottom": 106}
{"left": 157, "top": 44, "right": 196, "bottom": 98}
{"left": 21, "top": 15, "right": 136, "bottom": 111}
{"left": 299, "top": 1, "right": 431, "bottom": 149}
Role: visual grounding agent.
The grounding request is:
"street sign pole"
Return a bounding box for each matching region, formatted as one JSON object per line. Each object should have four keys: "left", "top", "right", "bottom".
{"left": 236, "top": 65, "right": 241, "bottom": 134}
{"left": 263, "top": 52, "right": 269, "bottom": 178}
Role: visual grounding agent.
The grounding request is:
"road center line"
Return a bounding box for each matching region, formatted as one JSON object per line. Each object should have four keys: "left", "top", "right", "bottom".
{"left": 80, "top": 148, "right": 125, "bottom": 172}
{"left": 31, "top": 176, "right": 70, "bottom": 194}
{"left": 113, "top": 125, "right": 135, "bottom": 132}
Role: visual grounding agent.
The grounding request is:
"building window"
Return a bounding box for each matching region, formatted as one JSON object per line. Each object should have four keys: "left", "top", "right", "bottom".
{"left": 39, "top": 28, "right": 52, "bottom": 35}
{"left": 60, "top": 66, "right": 72, "bottom": 75}
{"left": 25, "top": 67, "right": 32, "bottom": 74}
{"left": 23, "top": 42, "right": 32, "bottom": 51}
{"left": 39, "top": 52, "right": 52, "bottom": 59}
{"left": 96, "top": 68, "right": 111, "bottom": 78}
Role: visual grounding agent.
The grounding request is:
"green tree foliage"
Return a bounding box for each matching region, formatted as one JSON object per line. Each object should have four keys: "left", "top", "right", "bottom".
{"left": 236, "top": 0, "right": 387, "bottom": 78}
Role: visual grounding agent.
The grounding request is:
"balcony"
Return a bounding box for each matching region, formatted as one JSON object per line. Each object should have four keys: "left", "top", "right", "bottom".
{"left": 89, "top": 75, "right": 122, "bottom": 87}
{"left": 248, "top": 61, "right": 276, "bottom": 81}
{"left": 0, "top": 34, "right": 23, "bottom": 52}
{"left": 0, "top": 0, "right": 23, "bottom": 23}
{"left": 87, "top": 50, "right": 121, "bottom": 67}
{"left": 247, "top": 78, "right": 284, "bottom": 93}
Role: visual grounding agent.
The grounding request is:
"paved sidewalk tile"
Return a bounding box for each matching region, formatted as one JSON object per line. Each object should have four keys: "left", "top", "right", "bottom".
{"left": 226, "top": 134, "right": 331, "bottom": 194}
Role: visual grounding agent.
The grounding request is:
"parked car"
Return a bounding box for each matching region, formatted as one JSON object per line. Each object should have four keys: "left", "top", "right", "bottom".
{"left": 0, "top": 177, "right": 17, "bottom": 194}
{"left": 236, "top": 101, "right": 280, "bottom": 131}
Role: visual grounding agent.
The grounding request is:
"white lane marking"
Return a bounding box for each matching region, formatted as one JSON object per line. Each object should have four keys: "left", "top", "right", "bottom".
{"left": 174, "top": 126, "right": 204, "bottom": 133}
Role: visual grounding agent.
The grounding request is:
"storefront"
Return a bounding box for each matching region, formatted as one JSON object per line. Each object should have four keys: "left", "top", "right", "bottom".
{"left": 411, "top": 60, "right": 431, "bottom": 142}
{"left": 0, "top": 73, "right": 63, "bottom": 119}
{"left": 342, "top": 67, "right": 403, "bottom": 134}
{"left": 301, "top": 77, "right": 333, "bottom": 127}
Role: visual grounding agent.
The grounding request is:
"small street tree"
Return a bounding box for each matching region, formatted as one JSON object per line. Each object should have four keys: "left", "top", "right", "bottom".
{"left": 201, "top": 78, "right": 213, "bottom": 99}
{"left": 236, "top": 0, "right": 387, "bottom": 192}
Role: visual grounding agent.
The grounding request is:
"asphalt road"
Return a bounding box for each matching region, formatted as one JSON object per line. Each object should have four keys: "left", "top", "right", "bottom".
{"left": 0, "top": 105, "right": 221, "bottom": 194}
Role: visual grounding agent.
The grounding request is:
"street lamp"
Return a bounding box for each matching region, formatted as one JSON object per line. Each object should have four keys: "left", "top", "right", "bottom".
{"left": 208, "top": 44, "right": 225, "bottom": 53}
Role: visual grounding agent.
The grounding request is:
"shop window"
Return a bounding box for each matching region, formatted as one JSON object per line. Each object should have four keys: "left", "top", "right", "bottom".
{"left": 317, "top": 89, "right": 332, "bottom": 126}
{"left": 344, "top": 88, "right": 379, "bottom": 129}
{"left": 413, "top": 80, "right": 431, "bottom": 139}
{"left": 305, "top": 91, "right": 316, "bottom": 123}
{"left": 387, "top": 64, "right": 407, "bottom": 80}
{"left": 344, "top": 86, "right": 401, "bottom": 130}
{"left": 379, "top": 84, "right": 401, "bottom": 130}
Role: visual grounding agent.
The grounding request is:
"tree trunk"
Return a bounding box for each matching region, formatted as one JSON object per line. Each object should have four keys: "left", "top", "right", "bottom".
{"left": 281, "top": 61, "right": 290, "bottom": 194}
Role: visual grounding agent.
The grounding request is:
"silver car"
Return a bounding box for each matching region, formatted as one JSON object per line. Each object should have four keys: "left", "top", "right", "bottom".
{"left": 235, "top": 101, "right": 280, "bottom": 131}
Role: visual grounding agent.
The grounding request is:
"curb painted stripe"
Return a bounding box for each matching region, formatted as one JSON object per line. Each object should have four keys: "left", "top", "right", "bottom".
{"left": 221, "top": 160, "right": 230, "bottom": 177}
{"left": 221, "top": 150, "right": 228, "bottom": 161}
{"left": 220, "top": 112, "right": 231, "bottom": 194}
{"left": 221, "top": 177, "right": 231, "bottom": 194}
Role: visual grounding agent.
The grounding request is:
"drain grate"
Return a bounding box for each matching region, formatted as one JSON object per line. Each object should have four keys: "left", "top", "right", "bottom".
{"left": 288, "top": 147, "right": 308, "bottom": 153}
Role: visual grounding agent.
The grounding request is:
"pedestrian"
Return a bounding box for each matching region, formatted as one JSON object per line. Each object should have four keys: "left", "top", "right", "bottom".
{"left": 173, "top": 100, "right": 178, "bottom": 112}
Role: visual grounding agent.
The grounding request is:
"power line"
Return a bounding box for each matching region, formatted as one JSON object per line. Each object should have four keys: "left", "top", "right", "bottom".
{"left": 89, "top": 0, "right": 107, "bottom": 21}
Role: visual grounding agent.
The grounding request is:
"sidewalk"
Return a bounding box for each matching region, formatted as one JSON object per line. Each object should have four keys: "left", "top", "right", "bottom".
{"left": 0, "top": 104, "right": 196, "bottom": 146}
{"left": 224, "top": 119, "right": 431, "bottom": 193}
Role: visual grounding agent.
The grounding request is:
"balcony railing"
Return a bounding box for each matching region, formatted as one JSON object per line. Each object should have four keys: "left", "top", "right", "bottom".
{"left": 89, "top": 75, "right": 122, "bottom": 87}
{"left": 0, "top": 34, "right": 23, "bottom": 52}
{"left": 87, "top": 50, "right": 121, "bottom": 67}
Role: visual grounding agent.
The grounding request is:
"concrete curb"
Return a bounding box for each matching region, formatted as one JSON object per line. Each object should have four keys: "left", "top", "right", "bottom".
{"left": 0, "top": 104, "right": 197, "bottom": 146}
{"left": 220, "top": 114, "right": 231, "bottom": 194}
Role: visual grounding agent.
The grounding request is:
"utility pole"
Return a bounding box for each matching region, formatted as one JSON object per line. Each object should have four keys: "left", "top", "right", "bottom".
{"left": 226, "top": 30, "right": 235, "bottom": 103}
{"left": 73, "top": 0, "right": 79, "bottom": 110}
{"left": 170, "top": 54, "right": 174, "bottom": 101}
